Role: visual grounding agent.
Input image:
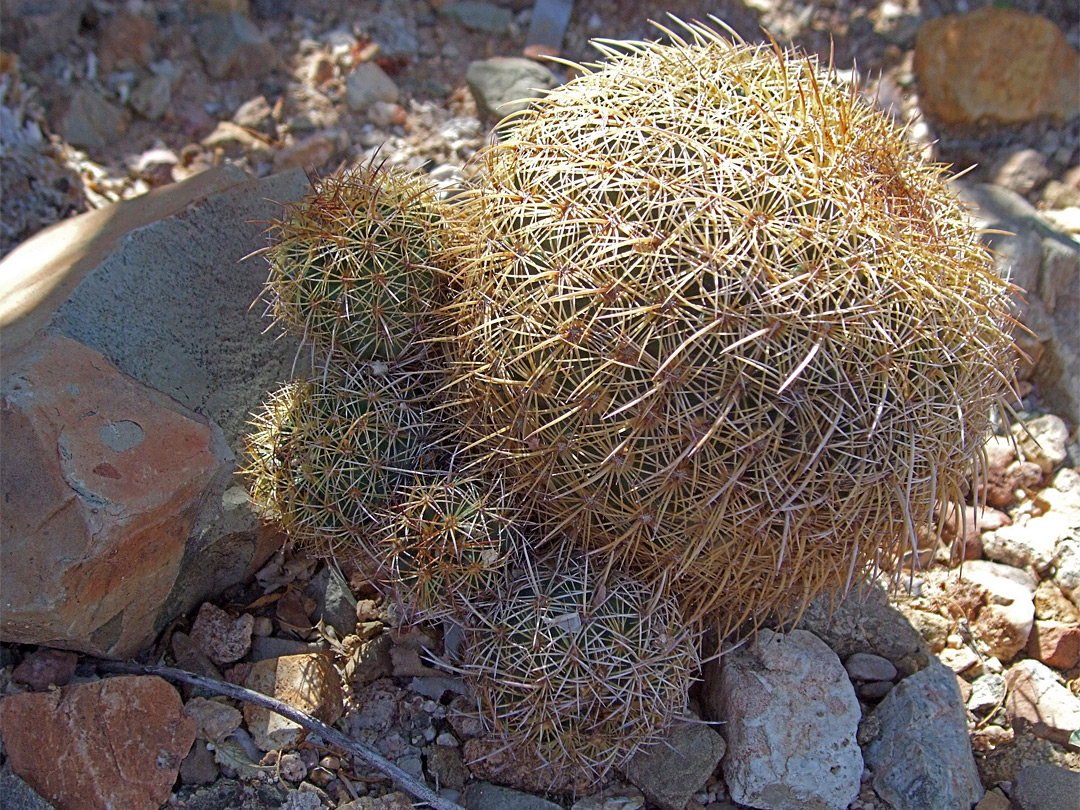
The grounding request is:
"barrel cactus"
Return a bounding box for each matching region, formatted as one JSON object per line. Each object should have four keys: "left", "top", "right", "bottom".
{"left": 243, "top": 363, "right": 434, "bottom": 559}
{"left": 460, "top": 552, "right": 700, "bottom": 787}
{"left": 261, "top": 157, "right": 446, "bottom": 365}
{"left": 445, "top": 20, "right": 1017, "bottom": 628}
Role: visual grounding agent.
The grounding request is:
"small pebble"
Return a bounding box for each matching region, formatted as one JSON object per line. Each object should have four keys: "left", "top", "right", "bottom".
{"left": 279, "top": 752, "right": 307, "bottom": 783}
{"left": 252, "top": 616, "right": 274, "bottom": 637}
{"left": 844, "top": 653, "right": 898, "bottom": 682}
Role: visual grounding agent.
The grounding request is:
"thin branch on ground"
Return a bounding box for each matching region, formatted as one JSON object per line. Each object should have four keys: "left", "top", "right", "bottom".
{"left": 96, "top": 660, "right": 466, "bottom": 810}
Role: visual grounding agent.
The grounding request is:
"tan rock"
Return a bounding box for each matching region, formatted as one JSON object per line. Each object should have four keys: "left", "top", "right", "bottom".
{"left": 184, "top": 696, "right": 243, "bottom": 742}
{"left": 0, "top": 334, "right": 229, "bottom": 658}
{"left": 272, "top": 132, "right": 339, "bottom": 173}
{"left": 1026, "top": 620, "right": 1080, "bottom": 670}
{"left": 961, "top": 561, "right": 1036, "bottom": 660}
{"left": 1034, "top": 579, "right": 1080, "bottom": 623}
{"left": 974, "top": 787, "right": 1011, "bottom": 810}
{"left": 0, "top": 675, "right": 195, "bottom": 810}
{"left": 243, "top": 653, "right": 343, "bottom": 751}
{"left": 914, "top": 8, "right": 1080, "bottom": 127}
{"left": 1005, "top": 658, "right": 1080, "bottom": 746}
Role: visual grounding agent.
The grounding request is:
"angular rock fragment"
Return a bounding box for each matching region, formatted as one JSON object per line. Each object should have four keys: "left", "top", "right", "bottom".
{"left": 863, "top": 659, "right": 983, "bottom": 810}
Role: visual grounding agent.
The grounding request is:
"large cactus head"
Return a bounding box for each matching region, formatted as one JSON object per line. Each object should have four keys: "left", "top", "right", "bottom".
{"left": 243, "top": 363, "right": 435, "bottom": 560}
{"left": 446, "top": 21, "right": 1017, "bottom": 629}
{"left": 460, "top": 552, "right": 699, "bottom": 786}
{"left": 263, "top": 157, "right": 446, "bottom": 365}
{"left": 381, "top": 475, "right": 529, "bottom": 619}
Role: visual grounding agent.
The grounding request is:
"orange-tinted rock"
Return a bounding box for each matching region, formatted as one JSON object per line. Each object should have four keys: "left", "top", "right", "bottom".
{"left": 1026, "top": 620, "right": 1080, "bottom": 670}
{"left": 243, "top": 653, "right": 343, "bottom": 751}
{"left": 914, "top": 8, "right": 1080, "bottom": 127}
{"left": 0, "top": 334, "right": 229, "bottom": 658}
{"left": 0, "top": 675, "right": 195, "bottom": 810}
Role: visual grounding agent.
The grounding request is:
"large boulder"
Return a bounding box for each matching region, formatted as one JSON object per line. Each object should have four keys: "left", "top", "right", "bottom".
{"left": 0, "top": 165, "right": 312, "bottom": 657}
{"left": 1, "top": 334, "right": 229, "bottom": 657}
{"left": 914, "top": 8, "right": 1079, "bottom": 128}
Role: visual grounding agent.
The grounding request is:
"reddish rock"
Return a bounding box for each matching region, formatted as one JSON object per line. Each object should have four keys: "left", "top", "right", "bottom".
{"left": 189, "top": 602, "right": 254, "bottom": 666}
{"left": 0, "top": 675, "right": 195, "bottom": 810}
{"left": 962, "top": 561, "right": 1036, "bottom": 661}
{"left": 941, "top": 501, "right": 1011, "bottom": 542}
{"left": 1026, "top": 620, "right": 1080, "bottom": 670}
{"left": 98, "top": 9, "right": 155, "bottom": 72}
{"left": 243, "top": 654, "right": 343, "bottom": 751}
{"left": 0, "top": 334, "right": 229, "bottom": 658}
{"left": 982, "top": 460, "right": 1044, "bottom": 509}
{"left": 914, "top": 8, "right": 1080, "bottom": 127}
{"left": 11, "top": 648, "right": 79, "bottom": 691}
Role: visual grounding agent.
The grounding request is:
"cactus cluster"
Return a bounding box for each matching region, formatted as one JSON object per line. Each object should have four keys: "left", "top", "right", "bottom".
{"left": 242, "top": 19, "right": 1016, "bottom": 789}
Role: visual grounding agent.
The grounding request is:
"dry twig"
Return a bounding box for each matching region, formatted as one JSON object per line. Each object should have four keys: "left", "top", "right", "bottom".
{"left": 97, "top": 660, "right": 466, "bottom": 810}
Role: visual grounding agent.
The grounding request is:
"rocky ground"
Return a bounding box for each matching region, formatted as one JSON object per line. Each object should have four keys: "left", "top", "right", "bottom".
{"left": 0, "top": 1, "right": 1078, "bottom": 810}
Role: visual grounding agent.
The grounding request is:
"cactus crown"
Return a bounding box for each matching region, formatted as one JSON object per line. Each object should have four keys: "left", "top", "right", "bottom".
{"left": 263, "top": 159, "right": 445, "bottom": 365}
{"left": 445, "top": 19, "right": 1016, "bottom": 629}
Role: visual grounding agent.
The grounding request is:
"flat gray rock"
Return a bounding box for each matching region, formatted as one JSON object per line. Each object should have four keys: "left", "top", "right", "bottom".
{"left": 1012, "top": 763, "right": 1080, "bottom": 810}
{"left": 466, "top": 57, "right": 559, "bottom": 120}
{"left": 463, "top": 782, "right": 561, "bottom": 810}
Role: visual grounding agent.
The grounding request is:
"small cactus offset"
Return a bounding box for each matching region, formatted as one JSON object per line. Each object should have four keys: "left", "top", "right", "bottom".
{"left": 445, "top": 20, "right": 1017, "bottom": 629}
{"left": 243, "top": 363, "right": 434, "bottom": 562}
{"left": 262, "top": 157, "right": 446, "bottom": 365}
{"left": 459, "top": 551, "right": 700, "bottom": 787}
{"left": 380, "top": 475, "right": 530, "bottom": 620}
